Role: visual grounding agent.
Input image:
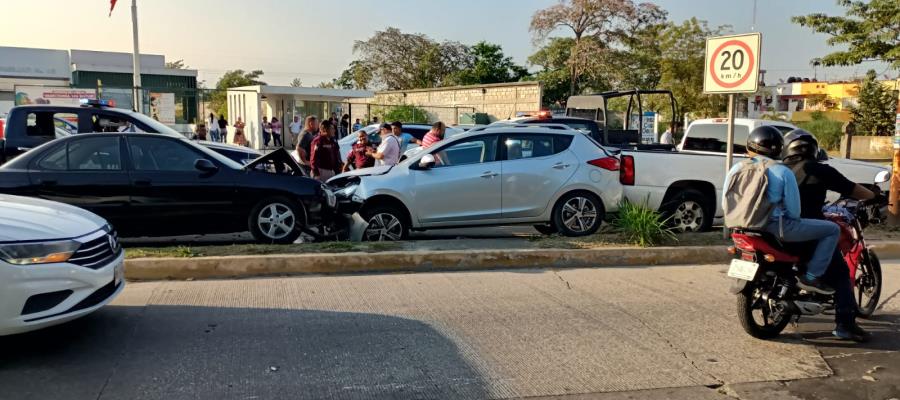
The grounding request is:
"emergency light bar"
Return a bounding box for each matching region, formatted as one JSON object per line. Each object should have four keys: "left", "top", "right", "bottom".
{"left": 80, "top": 99, "right": 116, "bottom": 108}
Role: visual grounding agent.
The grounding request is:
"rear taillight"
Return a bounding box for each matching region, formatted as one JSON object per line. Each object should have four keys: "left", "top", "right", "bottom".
{"left": 619, "top": 155, "right": 635, "bottom": 185}
{"left": 0, "top": 119, "right": 5, "bottom": 140}
{"left": 587, "top": 157, "right": 619, "bottom": 171}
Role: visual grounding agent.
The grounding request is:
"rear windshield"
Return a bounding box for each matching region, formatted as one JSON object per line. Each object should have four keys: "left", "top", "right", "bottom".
{"left": 682, "top": 124, "right": 750, "bottom": 153}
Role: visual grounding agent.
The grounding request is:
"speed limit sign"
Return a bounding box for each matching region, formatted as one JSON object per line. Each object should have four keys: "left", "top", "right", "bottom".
{"left": 704, "top": 33, "right": 761, "bottom": 94}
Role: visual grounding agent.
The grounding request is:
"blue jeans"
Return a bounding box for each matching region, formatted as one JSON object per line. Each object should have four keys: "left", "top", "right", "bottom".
{"left": 765, "top": 218, "right": 840, "bottom": 279}
{"left": 209, "top": 129, "right": 220, "bottom": 142}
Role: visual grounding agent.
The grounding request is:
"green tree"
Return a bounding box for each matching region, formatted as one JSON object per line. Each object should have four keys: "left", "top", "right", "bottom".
{"left": 165, "top": 59, "right": 187, "bottom": 69}
{"left": 792, "top": 0, "right": 900, "bottom": 69}
{"left": 289, "top": 77, "right": 303, "bottom": 87}
{"left": 657, "top": 18, "right": 730, "bottom": 118}
{"left": 448, "top": 41, "right": 529, "bottom": 86}
{"left": 351, "top": 28, "right": 471, "bottom": 90}
{"left": 528, "top": 37, "right": 610, "bottom": 105}
{"left": 850, "top": 70, "right": 898, "bottom": 135}
{"left": 209, "top": 69, "right": 265, "bottom": 118}
{"left": 530, "top": 0, "right": 639, "bottom": 97}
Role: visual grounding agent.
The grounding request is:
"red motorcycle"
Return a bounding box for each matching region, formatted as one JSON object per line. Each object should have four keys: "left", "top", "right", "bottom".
{"left": 727, "top": 187, "right": 887, "bottom": 339}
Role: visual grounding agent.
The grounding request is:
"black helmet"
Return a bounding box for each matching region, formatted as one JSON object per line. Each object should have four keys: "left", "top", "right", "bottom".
{"left": 746, "top": 125, "right": 784, "bottom": 158}
{"left": 783, "top": 128, "right": 819, "bottom": 160}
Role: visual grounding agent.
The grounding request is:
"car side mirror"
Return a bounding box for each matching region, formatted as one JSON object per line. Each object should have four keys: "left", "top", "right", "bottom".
{"left": 875, "top": 170, "right": 890, "bottom": 184}
{"left": 816, "top": 148, "right": 829, "bottom": 161}
{"left": 419, "top": 154, "right": 436, "bottom": 169}
{"left": 194, "top": 159, "right": 218, "bottom": 173}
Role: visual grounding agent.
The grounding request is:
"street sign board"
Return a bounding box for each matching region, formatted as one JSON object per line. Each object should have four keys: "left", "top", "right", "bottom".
{"left": 704, "top": 33, "right": 761, "bottom": 94}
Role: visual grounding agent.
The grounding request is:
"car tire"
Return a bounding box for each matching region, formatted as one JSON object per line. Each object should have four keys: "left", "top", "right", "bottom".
{"left": 552, "top": 192, "right": 604, "bottom": 237}
{"left": 361, "top": 205, "right": 409, "bottom": 241}
{"left": 533, "top": 223, "right": 558, "bottom": 236}
{"left": 248, "top": 196, "right": 305, "bottom": 244}
{"left": 663, "top": 189, "right": 713, "bottom": 233}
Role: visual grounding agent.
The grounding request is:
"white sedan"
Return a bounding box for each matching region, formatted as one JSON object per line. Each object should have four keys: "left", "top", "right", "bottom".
{"left": 0, "top": 195, "right": 125, "bottom": 336}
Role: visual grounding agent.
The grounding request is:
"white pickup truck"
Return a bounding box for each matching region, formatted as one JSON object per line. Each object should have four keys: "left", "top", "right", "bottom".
{"left": 619, "top": 118, "right": 890, "bottom": 232}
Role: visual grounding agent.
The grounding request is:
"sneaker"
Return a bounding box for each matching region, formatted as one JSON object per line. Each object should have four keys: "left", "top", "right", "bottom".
{"left": 796, "top": 276, "right": 835, "bottom": 295}
{"left": 833, "top": 324, "right": 870, "bottom": 342}
{"left": 846, "top": 321, "right": 872, "bottom": 340}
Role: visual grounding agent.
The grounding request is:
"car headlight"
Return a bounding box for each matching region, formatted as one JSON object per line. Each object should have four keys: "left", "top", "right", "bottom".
{"left": 336, "top": 184, "right": 359, "bottom": 198}
{"left": 0, "top": 240, "right": 81, "bottom": 265}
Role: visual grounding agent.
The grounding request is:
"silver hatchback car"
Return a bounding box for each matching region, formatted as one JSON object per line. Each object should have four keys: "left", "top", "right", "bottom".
{"left": 329, "top": 125, "right": 624, "bottom": 240}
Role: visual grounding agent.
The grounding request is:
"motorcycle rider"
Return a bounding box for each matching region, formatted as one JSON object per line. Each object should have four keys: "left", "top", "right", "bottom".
{"left": 725, "top": 126, "right": 840, "bottom": 295}
{"left": 782, "top": 129, "right": 875, "bottom": 341}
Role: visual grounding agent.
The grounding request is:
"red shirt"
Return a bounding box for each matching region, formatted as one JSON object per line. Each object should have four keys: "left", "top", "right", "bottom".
{"left": 309, "top": 135, "right": 341, "bottom": 175}
{"left": 346, "top": 142, "right": 375, "bottom": 170}
{"left": 421, "top": 131, "right": 443, "bottom": 148}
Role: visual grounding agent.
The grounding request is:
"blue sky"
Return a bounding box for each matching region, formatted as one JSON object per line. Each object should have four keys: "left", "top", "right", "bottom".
{"left": 1, "top": 0, "right": 894, "bottom": 86}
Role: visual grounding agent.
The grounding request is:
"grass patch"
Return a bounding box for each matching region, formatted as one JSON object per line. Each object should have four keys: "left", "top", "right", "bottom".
{"left": 613, "top": 201, "right": 676, "bottom": 247}
{"left": 125, "top": 241, "right": 401, "bottom": 259}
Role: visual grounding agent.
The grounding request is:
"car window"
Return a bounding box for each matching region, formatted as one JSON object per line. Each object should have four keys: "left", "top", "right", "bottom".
{"left": 682, "top": 124, "right": 751, "bottom": 153}
{"left": 128, "top": 136, "right": 208, "bottom": 171}
{"left": 89, "top": 113, "right": 143, "bottom": 133}
{"left": 503, "top": 134, "right": 559, "bottom": 161}
{"left": 67, "top": 136, "right": 122, "bottom": 170}
{"left": 432, "top": 136, "right": 498, "bottom": 168}
{"left": 36, "top": 144, "right": 68, "bottom": 171}
{"left": 25, "top": 112, "right": 79, "bottom": 137}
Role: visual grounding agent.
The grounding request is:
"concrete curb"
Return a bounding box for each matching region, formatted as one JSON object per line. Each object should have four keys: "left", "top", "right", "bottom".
{"left": 123, "top": 241, "right": 900, "bottom": 281}
{"left": 125, "top": 245, "right": 733, "bottom": 281}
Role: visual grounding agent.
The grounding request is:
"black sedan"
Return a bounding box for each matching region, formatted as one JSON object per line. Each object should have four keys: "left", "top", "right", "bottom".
{"left": 0, "top": 133, "right": 338, "bottom": 244}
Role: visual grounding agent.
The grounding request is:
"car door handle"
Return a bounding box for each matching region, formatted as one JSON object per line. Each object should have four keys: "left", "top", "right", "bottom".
{"left": 480, "top": 172, "right": 499, "bottom": 178}
{"left": 553, "top": 163, "right": 571, "bottom": 170}
{"left": 134, "top": 179, "right": 152, "bottom": 186}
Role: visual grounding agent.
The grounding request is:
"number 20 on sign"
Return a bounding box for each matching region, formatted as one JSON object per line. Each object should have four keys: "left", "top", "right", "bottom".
{"left": 704, "top": 33, "right": 761, "bottom": 94}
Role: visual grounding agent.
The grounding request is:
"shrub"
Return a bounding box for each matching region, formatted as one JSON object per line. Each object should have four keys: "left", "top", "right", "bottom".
{"left": 382, "top": 104, "right": 429, "bottom": 124}
{"left": 613, "top": 200, "right": 676, "bottom": 247}
{"left": 796, "top": 111, "right": 844, "bottom": 150}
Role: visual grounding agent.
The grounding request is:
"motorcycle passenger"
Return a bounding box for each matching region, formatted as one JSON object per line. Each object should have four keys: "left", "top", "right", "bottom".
{"left": 782, "top": 129, "right": 875, "bottom": 341}
{"left": 725, "top": 126, "right": 840, "bottom": 295}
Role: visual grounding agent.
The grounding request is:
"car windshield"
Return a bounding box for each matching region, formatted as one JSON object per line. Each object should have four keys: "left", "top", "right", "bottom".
{"left": 182, "top": 138, "right": 245, "bottom": 169}
{"left": 120, "top": 110, "right": 184, "bottom": 137}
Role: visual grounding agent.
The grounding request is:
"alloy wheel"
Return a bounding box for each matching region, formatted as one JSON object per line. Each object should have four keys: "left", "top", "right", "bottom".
{"left": 365, "top": 213, "right": 404, "bottom": 241}
{"left": 672, "top": 200, "right": 704, "bottom": 232}
{"left": 257, "top": 203, "right": 296, "bottom": 240}
{"left": 561, "top": 196, "right": 598, "bottom": 234}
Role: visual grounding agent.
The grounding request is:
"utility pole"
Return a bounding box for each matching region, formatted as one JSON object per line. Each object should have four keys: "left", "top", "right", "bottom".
{"left": 131, "top": 0, "right": 143, "bottom": 112}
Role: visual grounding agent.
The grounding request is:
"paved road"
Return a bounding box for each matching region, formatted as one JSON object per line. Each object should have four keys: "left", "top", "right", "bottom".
{"left": 1, "top": 263, "right": 898, "bottom": 399}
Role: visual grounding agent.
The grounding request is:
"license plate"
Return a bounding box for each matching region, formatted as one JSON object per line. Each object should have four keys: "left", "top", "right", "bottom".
{"left": 114, "top": 261, "right": 125, "bottom": 286}
{"left": 727, "top": 259, "right": 759, "bottom": 281}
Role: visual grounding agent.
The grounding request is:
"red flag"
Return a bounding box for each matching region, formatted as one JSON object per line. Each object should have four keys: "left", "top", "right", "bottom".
{"left": 109, "top": 0, "right": 117, "bottom": 16}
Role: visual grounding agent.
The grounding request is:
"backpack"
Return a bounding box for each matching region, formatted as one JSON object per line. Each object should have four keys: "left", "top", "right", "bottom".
{"left": 723, "top": 158, "right": 776, "bottom": 229}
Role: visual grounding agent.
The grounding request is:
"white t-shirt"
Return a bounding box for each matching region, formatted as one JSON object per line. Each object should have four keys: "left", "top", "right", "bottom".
{"left": 376, "top": 134, "right": 401, "bottom": 166}
{"left": 659, "top": 131, "right": 674, "bottom": 145}
{"left": 289, "top": 121, "right": 302, "bottom": 135}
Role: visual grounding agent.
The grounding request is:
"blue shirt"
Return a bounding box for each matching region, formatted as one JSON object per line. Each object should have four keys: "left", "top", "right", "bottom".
{"left": 724, "top": 156, "right": 801, "bottom": 221}
{"left": 398, "top": 133, "right": 415, "bottom": 149}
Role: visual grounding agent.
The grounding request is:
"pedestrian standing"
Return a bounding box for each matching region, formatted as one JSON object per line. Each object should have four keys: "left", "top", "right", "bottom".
{"left": 372, "top": 116, "right": 379, "bottom": 126}
{"left": 295, "top": 116, "right": 318, "bottom": 176}
{"left": 310, "top": 119, "right": 342, "bottom": 182}
{"left": 194, "top": 123, "right": 208, "bottom": 141}
{"left": 217, "top": 114, "right": 228, "bottom": 143}
{"left": 659, "top": 124, "right": 675, "bottom": 145}
{"left": 421, "top": 121, "right": 446, "bottom": 148}
{"left": 368, "top": 123, "right": 401, "bottom": 166}
{"left": 261, "top": 116, "right": 272, "bottom": 148}
{"left": 271, "top": 117, "right": 283, "bottom": 148}
{"left": 352, "top": 118, "right": 362, "bottom": 132}
{"left": 233, "top": 117, "right": 247, "bottom": 146}
{"left": 392, "top": 121, "right": 420, "bottom": 151}
{"left": 207, "top": 113, "right": 220, "bottom": 142}
{"left": 289, "top": 115, "right": 303, "bottom": 147}
{"left": 343, "top": 130, "right": 376, "bottom": 172}
{"left": 340, "top": 114, "right": 350, "bottom": 138}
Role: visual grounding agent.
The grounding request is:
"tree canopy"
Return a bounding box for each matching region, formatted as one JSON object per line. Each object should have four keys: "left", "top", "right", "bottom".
{"left": 447, "top": 42, "right": 529, "bottom": 86}
{"left": 209, "top": 69, "right": 266, "bottom": 118}
{"left": 850, "top": 70, "right": 899, "bottom": 135}
{"left": 792, "top": 0, "right": 900, "bottom": 69}
{"left": 350, "top": 28, "right": 470, "bottom": 90}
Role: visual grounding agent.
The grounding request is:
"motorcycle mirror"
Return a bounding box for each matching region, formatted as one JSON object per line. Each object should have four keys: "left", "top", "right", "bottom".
{"left": 875, "top": 170, "right": 890, "bottom": 184}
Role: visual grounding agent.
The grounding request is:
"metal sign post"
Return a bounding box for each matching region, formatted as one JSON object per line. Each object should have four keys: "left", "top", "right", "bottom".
{"left": 703, "top": 32, "right": 762, "bottom": 236}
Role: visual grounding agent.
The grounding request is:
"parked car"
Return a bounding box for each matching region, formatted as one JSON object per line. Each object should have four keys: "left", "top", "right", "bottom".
{"left": 0, "top": 194, "right": 124, "bottom": 336}
{"left": 0, "top": 102, "right": 259, "bottom": 165}
{"left": 0, "top": 133, "right": 339, "bottom": 243}
{"left": 329, "top": 125, "right": 623, "bottom": 240}
{"left": 618, "top": 118, "right": 890, "bottom": 232}
{"left": 337, "top": 123, "right": 464, "bottom": 165}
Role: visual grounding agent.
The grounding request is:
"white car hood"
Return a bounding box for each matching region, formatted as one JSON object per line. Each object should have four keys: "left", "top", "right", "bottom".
{"left": 0, "top": 195, "right": 108, "bottom": 242}
{"left": 331, "top": 165, "right": 394, "bottom": 181}
{"left": 824, "top": 157, "right": 890, "bottom": 184}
